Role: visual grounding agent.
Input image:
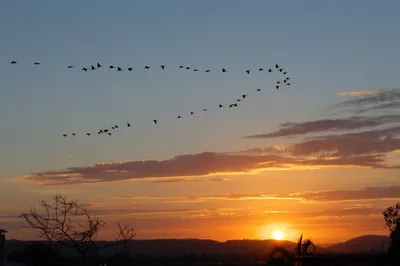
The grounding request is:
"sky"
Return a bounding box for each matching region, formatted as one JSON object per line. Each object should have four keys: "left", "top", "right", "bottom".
{"left": 1, "top": 0, "right": 400, "bottom": 244}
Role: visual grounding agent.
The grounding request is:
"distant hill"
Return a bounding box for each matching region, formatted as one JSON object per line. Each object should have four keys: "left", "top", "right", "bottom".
{"left": 6, "top": 236, "right": 388, "bottom": 257}
{"left": 327, "top": 235, "right": 390, "bottom": 254}
{"left": 6, "top": 239, "right": 297, "bottom": 257}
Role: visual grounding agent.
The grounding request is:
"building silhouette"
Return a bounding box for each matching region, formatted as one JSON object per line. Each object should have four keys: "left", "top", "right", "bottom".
{"left": 0, "top": 229, "right": 7, "bottom": 266}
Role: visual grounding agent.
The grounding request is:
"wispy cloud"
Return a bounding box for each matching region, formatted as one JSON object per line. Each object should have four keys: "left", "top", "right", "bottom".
{"left": 338, "top": 89, "right": 390, "bottom": 96}
{"left": 153, "top": 177, "right": 229, "bottom": 183}
{"left": 243, "top": 115, "right": 400, "bottom": 139}
{"left": 334, "top": 88, "right": 400, "bottom": 113}
{"left": 21, "top": 148, "right": 397, "bottom": 185}
{"left": 115, "top": 185, "right": 400, "bottom": 203}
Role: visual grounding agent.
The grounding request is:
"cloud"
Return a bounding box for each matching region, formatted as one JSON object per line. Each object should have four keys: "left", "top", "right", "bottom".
{"left": 289, "top": 185, "right": 400, "bottom": 202}
{"left": 291, "top": 126, "right": 400, "bottom": 157}
{"left": 334, "top": 88, "right": 400, "bottom": 112}
{"left": 338, "top": 89, "right": 390, "bottom": 96}
{"left": 22, "top": 147, "right": 397, "bottom": 186}
{"left": 243, "top": 115, "right": 400, "bottom": 139}
{"left": 115, "top": 185, "right": 400, "bottom": 203}
{"left": 153, "top": 177, "right": 229, "bottom": 183}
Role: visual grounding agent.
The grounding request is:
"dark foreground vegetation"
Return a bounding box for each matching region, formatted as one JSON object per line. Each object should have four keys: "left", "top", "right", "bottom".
{"left": 4, "top": 195, "right": 400, "bottom": 266}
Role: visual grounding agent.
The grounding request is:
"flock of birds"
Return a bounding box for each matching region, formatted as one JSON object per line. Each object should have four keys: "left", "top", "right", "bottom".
{"left": 7, "top": 60, "right": 291, "bottom": 138}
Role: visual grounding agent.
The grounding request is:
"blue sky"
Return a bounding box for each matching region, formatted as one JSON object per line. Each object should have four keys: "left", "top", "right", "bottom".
{"left": 1, "top": 0, "right": 400, "bottom": 242}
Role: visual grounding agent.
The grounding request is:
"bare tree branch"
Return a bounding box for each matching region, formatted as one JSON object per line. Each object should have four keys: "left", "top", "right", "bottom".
{"left": 19, "top": 194, "right": 135, "bottom": 262}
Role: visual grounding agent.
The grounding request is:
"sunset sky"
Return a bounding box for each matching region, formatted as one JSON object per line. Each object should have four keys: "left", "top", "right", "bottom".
{"left": 1, "top": 0, "right": 400, "bottom": 244}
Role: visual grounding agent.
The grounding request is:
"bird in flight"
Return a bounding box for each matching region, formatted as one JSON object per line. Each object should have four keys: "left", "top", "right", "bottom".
{"left": 127, "top": 123, "right": 131, "bottom": 127}
{"left": 91, "top": 65, "right": 96, "bottom": 70}
{"left": 222, "top": 68, "right": 227, "bottom": 73}
{"left": 109, "top": 65, "right": 115, "bottom": 69}
{"left": 275, "top": 64, "right": 279, "bottom": 68}
{"left": 259, "top": 68, "right": 264, "bottom": 71}
{"left": 67, "top": 65, "right": 74, "bottom": 68}
{"left": 117, "top": 67, "right": 122, "bottom": 71}
{"left": 97, "top": 63, "right": 102, "bottom": 68}
{"left": 246, "top": 70, "right": 250, "bottom": 74}
{"left": 153, "top": 120, "right": 157, "bottom": 124}
{"left": 205, "top": 69, "right": 211, "bottom": 72}
{"left": 34, "top": 62, "right": 40, "bottom": 65}
{"left": 128, "top": 67, "right": 133, "bottom": 71}
{"left": 82, "top": 68, "right": 88, "bottom": 72}
{"left": 10, "top": 61, "right": 17, "bottom": 64}
{"left": 160, "top": 65, "right": 165, "bottom": 70}
{"left": 63, "top": 134, "right": 67, "bottom": 137}
{"left": 145, "top": 66, "right": 150, "bottom": 69}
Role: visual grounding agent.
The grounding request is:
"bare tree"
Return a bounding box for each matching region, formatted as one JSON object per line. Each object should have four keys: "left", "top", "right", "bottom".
{"left": 19, "top": 194, "right": 135, "bottom": 262}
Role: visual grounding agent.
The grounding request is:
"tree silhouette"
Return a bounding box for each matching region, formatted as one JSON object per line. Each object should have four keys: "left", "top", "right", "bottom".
{"left": 383, "top": 202, "right": 400, "bottom": 262}
{"left": 19, "top": 194, "right": 136, "bottom": 264}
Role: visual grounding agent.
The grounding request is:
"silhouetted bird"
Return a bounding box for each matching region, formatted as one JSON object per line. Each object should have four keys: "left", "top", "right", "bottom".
{"left": 86, "top": 133, "right": 91, "bottom": 136}
{"left": 160, "top": 65, "right": 165, "bottom": 70}
{"left": 179, "top": 65, "right": 184, "bottom": 68}
{"left": 237, "top": 99, "right": 241, "bottom": 102}
{"left": 277, "top": 81, "right": 281, "bottom": 84}
{"left": 91, "top": 65, "right": 96, "bottom": 70}
{"left": 104, "top": 129, "right": 109, "bottom": 133}
{"left": 259, "top": 68, "right": 264, "bottom": 71}
{"left": 108, "top": 132, "right": 112, "bottom": 136}
{"left": 203, "top": 109, "right": 207, "bottom": 111}
{"left": 153, "top": 120, "right": 157, "bottom": 124}
{"left": 111, "top": 127, "right": 115, "bottom": 130}
{"left": 177, "top": 116, "right": 181, "bottom": 119}
{"left": 34, "top": 62, "right": 40, "bottom": 65}
{"left": 275, "top": 64, "right": 279, "bottom": 68}
{"left": 128, "top": 67, "right": 133, "bottom": 71}
{"left": 109, "top": 65, "right": 115, "bottom": 69}
{"left": 205, "top": 69, "right": 211, "bottom": 72}
{"left": 67, "top": 65, "right": 74, "bottom": 68}
{"left": 257, "top": 89, "right": 261, "bottom": 91}
{"left": 219, "top": 104, "right": 223, "bottom": 108}
{"left": 276, "top": 85, "right": 280, "bottom": 89}
{"left": 127, "top": 123, "right": 131, "bottom": 127}
{"left": 283, "top": 71, "right": 287, "bottom": 75}
{"left": 82, "top": 68, "right": 88, "bottom": 72}
{"left": 246, "top": 70, "right": 250, "bottom": 74}
{"left": 268, "top": 69, "right": 272, "bottom": 72}
{"left": 287, "top": 83, "right": 291, "bottom": 86}
{"left": 97, "top": 63, "right": 102, "bottom": 68}
{"left": 117, "top": 67, "right": 122, "bottom": 71}
{"left": 234, "top": 103, "right": 238, "bottom": 107}
{"left": 72, "top": 133, "right": 76, "bottom": 136}
{"left": 190, "top": 112, "right": 195, "bottom": 115}
{"left": 10, "top": 61, "right": 17, "bottom": 64}
{"left": 144, "top": 66, "right": 150, "bottom": 69}
{"left": 115, "top": 125, "right": 118, "bottom": 129}
{"left": 193, "top": 69, "right": 199, "bottom": 72}
{"left": 279, "top": 68, "right": 283, "bottom": 72}
{"left": 229, "top": 104, "right": 233, "bottom": 108}
{"left": 185, "top": 67, "right": 191, "bottom": 70}
{"left": 63, "top": 134, "right": 67, "bottom": 137}
{"left": 242, "top": 94, "right": 247, "bottom": 98}
{"left": 222, "top": 68, "right": 227, "bottom": 72}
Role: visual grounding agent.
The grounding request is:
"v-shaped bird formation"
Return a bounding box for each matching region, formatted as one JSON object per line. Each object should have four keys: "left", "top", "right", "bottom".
{"left": 4, "top": 60, "right": 291, "bottom": 138}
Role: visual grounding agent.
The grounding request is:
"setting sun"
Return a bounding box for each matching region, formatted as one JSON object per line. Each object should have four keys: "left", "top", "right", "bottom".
{"left": 273, "top": 231, "right": 284, "bottom": 240}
